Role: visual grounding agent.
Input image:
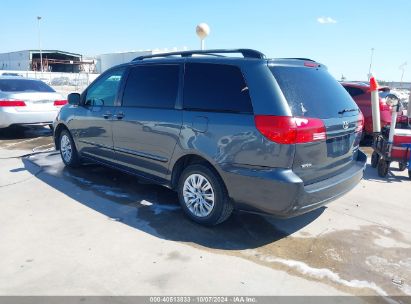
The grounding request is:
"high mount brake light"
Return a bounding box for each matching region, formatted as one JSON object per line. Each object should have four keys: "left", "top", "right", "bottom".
{"left": 254, "top": 115, "right": 326, "bottom": 144}
{"left": 304, "top": 62, "right": 319, "bottom": 68}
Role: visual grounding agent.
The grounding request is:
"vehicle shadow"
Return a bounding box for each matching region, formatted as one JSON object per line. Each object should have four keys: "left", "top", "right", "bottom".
{"left": 362, "top": 163, "right": 410, "bottom": 183}
{"left": 21, "top": 153, "right": 325, "bottom": 251}
{"left": 0, "top": 125, "right": 52, "bottom": 140}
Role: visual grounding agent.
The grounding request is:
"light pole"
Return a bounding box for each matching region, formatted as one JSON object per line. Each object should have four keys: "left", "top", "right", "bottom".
{"left": 368, "top": 47, "right": 374, "bottom": 80}
{"left": 37, "top": 16, "right": 43, "bottom": 73}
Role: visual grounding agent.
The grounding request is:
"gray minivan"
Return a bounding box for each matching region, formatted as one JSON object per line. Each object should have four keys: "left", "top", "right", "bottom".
{"left": 53, "top": 49, "right": 366, "bottom": 225}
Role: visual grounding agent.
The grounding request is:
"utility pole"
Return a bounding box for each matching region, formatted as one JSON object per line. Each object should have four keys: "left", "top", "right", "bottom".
{"left": 37, "top": 16, "right": 43, "bottom": 73}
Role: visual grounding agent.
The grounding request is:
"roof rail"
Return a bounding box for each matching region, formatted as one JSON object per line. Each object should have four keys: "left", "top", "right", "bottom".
{"left": 132, "top": 49, "right": 266, "bottom": 61}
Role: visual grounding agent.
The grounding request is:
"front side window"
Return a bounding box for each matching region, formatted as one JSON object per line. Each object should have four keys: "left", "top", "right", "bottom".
{"left": 183, "top": 63, "right": 253, "bottom": 113}
{"left": 85, "top": 68, "right": 125, "bottom": 107}
{"left": 122, "top": 64, "right": 180, "bottom": 109}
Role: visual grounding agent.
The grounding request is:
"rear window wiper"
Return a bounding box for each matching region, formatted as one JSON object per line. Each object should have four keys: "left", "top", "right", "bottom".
{"left": 338, "top": 108, "right": 358, "bottom": 115}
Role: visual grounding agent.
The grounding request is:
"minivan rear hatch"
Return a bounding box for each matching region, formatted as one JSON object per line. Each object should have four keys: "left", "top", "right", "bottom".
{"left": 269, "top": 60, "right": 363, "bottom": 185}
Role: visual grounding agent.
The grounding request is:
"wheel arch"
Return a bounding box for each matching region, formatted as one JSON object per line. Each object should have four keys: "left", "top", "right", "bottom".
{"left": 54, "top": 123, "right": 70, "bottom": 150}
{"left": 170, "top": 153, "right": 226, "bottom": 191}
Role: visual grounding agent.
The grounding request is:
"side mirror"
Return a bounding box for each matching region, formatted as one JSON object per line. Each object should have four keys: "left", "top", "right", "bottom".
{"left": 68, "top": 93, "right": 81, "bottom": 106}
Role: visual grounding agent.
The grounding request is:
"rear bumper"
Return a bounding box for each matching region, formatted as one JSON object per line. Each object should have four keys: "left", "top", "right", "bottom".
{"left": 220, "top": 150, "right": 367, "bottom": 217}
{"left": 0, "top": 108, "right": 58, "bottom": 128}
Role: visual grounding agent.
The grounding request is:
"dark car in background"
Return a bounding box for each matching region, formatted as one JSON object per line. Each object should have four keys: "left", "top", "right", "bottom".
{"left": 341, "top": 82, "right": 408, "bottom": 135}
{"left": 53, "top": 49, "right": 366, "bottom": 225}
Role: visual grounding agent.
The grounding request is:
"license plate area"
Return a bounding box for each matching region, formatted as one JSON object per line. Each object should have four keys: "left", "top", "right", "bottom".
{"left": 32, "top": 100, "right": 53, "bottom": 105}
{"left": 327, "top": 133, "right": 355, "bottom": 157}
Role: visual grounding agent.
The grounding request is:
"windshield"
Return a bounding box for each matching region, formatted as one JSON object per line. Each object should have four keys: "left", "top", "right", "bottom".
{"left": 270, "top": 66, "right": 359, "bottom": 118}
{"left": 0, "top": 79, "right": 55, "bottom": 93}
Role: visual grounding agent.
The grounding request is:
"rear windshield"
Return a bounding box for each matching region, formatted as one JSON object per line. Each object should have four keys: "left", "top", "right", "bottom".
{"left": 0, "top": 79, "right": 55, "bottom": 93}
{"left": 270, "top": 66, "right": 358, "bottom": 118}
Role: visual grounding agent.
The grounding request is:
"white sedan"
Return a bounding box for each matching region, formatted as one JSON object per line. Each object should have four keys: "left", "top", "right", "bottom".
{"left": 0, "top": 77, "right": 67, "bottom": 129}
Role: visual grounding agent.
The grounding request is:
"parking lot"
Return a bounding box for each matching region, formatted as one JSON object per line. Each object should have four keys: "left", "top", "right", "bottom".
{"left": 0, "top": 126, "right": 410, "bottom": 300}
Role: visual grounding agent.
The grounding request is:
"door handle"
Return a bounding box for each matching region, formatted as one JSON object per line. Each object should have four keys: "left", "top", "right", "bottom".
{"left": 103, "top": 112, "right": 112, "bottom": 119}
{"left": 114, "top": 112, "right": 125, "bottom": 120}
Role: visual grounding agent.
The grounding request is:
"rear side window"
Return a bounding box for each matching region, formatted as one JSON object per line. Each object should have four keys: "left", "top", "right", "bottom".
{"left": 270, "top": 66, "right": 359, "bottom": 118}
{"left": 0, "top": 79, "right": 55, "bottom": 92}
{"left": 122, "top": 65, "right": 180, "bottom": 109}
{"left": 183, "top": 63, "right": 253, "bottom": 113}
{"left": 343, "top": 86, "right": 364, "bottom": 97}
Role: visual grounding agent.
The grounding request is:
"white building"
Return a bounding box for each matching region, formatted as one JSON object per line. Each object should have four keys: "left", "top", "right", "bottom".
{"left": 95, "top": 48, "right": 188, "bottom": 73}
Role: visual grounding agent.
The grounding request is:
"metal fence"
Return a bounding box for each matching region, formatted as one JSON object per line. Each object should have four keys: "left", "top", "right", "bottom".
{"left": 0, "top": 70, "right": 100, "bottom": 96}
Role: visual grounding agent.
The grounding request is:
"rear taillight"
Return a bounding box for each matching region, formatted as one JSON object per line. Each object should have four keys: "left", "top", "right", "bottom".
{"left": 254, "top": 115, "right": 326, "bottom": 144}
{"left": 0, "top": 100, "right": 26, "bottom": 107}
{"left": 54, "top": 100, "right": 68, "bottom": 106}
{"left": 356, "top": 112, "right": 364, "bottom": 132}
{"left": 379, "top": 98, "right": 391, "bottom": 111}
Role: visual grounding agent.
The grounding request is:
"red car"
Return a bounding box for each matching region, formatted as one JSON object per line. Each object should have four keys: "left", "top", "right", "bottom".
{"left": 341, "top": 82, "right": 408, "bottom": 135}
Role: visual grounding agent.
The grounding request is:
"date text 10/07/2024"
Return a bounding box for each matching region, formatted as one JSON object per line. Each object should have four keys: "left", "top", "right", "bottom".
{"left": 149, "top": 297, "right": 257, "bottom": 303}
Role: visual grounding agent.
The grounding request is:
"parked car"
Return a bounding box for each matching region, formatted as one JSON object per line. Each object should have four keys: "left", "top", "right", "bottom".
{"left": 54, "top": 49, "right": 366, "bottom": 225}
{"left": 341, "top": 82, "right": 408, "bottom": 134}
{"left": 0, "top": 77, "right": 67, "bottom": 129}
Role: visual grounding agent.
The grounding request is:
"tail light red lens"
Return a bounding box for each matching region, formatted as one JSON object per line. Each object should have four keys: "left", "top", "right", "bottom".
{"left": 54, "top": 100, "right": 68, "bottom": 106}
{"left": 356, "top": 112, "right": 364, "bottom": 132}
{"left": 254, "top": 115, "right": 326, "bottom": 144}
{"left": 0, "top": 100, "right": 26, "bottom": 107}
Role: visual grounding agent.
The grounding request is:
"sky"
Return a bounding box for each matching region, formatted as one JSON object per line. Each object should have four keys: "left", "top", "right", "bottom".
{"left": 0, "top": 0, "right": 410, "bottom": 81}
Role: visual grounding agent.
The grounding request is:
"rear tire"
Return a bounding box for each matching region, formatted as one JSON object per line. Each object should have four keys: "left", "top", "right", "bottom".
{"left": 177, "top": 164, "right": 233, "bottom": 226}
{"left": 408, "top": 170, "right": 411, "bottom": 180}
{"left": 377, "top": 159, "right": 389, "bottom": 177}
{"left": 371, "top": 152, "right": 379, "bottom": 168}
{"left": 59, "top": 129, "right": 80, "bottom": 168}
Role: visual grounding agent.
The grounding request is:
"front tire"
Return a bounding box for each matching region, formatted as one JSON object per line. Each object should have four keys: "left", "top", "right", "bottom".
{"left": 59, "top": 129, "right": 80, "bottom": 168}
{"left": 177, "top": 164, "right": 233, "bottom": 226}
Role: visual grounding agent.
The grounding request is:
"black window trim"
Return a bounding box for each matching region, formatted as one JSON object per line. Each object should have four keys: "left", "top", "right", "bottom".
{"left": 81, "top": 66, "right": 127, "bottom": 107}
{"left": 181, "top": 62, "right": 254, "bottom": 114}
{"left": 119, "top": 63, "right": 183, "bottom": 110}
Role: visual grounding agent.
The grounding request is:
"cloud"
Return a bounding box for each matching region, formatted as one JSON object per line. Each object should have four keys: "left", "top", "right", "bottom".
{"left": 317, "top": 17, "right": 337, "bottom": 24}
